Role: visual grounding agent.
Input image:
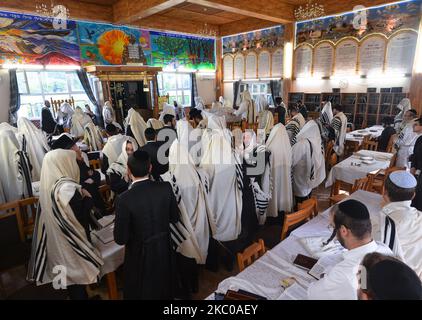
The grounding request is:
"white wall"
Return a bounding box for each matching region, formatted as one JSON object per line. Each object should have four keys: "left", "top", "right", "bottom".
{"left": 196, "top": 75, "right": 216, "bottom": 105}
{"left": 0, "top": 70, "right": 10, "bottom": 123}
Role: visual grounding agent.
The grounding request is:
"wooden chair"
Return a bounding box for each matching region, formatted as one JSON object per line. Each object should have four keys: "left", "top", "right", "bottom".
{"left": 344, "top": 140, "right": 360, "bottom": 157}
{"left": 50, "top": 97, "right": 75, "bottom": 118}
{"left": 236, "top": 239, "right": 266, "bottom": 272}
{"left": 99, "top": 184, "right": 114, "bottom": 213}
{"left": 18, "top": 197, "right": 39, "bottom": 239}
{"left": 361, "top": 138, "right": 378, "bottom": 151}
{"left": 0, "top": 201, "right": 25, "bottom": 243}
{"left": 329, "top": 177, "right": 371, "bottom": 205}
{"left": 89, "top": 159, "right": 101, "bottom": 170}
{"left": 298, "top": 197, "right": 318, "bottom": 218}
{"left": 281, "top": 205, "right": 314, "bottom": 240}
{"left": 368, "top": 166, "right": 406, "bottom": 194}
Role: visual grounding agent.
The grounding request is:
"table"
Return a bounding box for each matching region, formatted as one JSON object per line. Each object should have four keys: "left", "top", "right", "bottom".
{"left": 346, "top": 126, "right": 384, "bottom": 145}
{"left": 325, "top": 150, "right": 393, "bottom": 187}
{"left": 208, "top": 190, "right": 383, "bottom": 300}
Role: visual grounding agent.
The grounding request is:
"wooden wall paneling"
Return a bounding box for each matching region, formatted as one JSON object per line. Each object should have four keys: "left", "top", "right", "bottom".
{"left": 215, "top": 36, "right": 223, "bottom": 99}
{"left": 283, "top": 23, "right": 294, "bottom": 105}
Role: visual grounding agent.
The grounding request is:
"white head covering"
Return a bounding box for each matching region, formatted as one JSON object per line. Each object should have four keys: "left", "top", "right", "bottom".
{"left": 102, "top": 134, "right": 135, "bottom": 165}
{"left": 257, "top": 96, "right": 274, "bottom": 139}
{"left": 125, "top": 108, "right": 148, "bottom": 147}
{"left": 147, "top": 118, "right": 164, "bottom": 130}
{"left": 262, "top": 124, "right": 293, "bottom": 217}
{"left": 218, "top": 96, "right": 225, "bottom": 105}
{"left": 159, "top": 103, "right": 176, "bottom": 122}
{"left": 83, "top": 122, "right": 103, "bottom": 151}
{"left": 255, "top": 95, "right": 269, "bottom": 113}
{"left": 107, "top": 139, "right": 138, "bottom": 177}
{"left": 60, "top": 102, "right": 74, "bottom": 115}
{"left": 163, "top": 140, "right": 212, "bottom": 264}
{"left": 57, "top": 102, "right": 74, "bottom": 128}
{"left": 17, "top": 117, "right": 50, "bottom": 181}
{"left": 71, "top": 107, "right": 92, "bottom": 137}
{"left": 103, "top": 101, "right": 117, "bottom": 126}
{"left": 395, "top": 98, "right": 412, "bottom": 130}
{"left": 320, "top": 101, "right": 333, "bottom": 125}
{"left": 0, "top": 122, "right": 18, "bottom": 133}
{"left": 239, "top": 90, "right": 256, "bottom": 124}
{"left": 28, "top": 149, "right": 103, "bottom": 286}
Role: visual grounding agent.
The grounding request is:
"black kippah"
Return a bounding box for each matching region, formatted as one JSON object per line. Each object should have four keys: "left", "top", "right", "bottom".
{"left": 51, "top": 133, "right": 75, "bottom": 150}
{"left": 369, "top": 260, "right": 422, "bottom": 300}
{"left": 338, "top": 199, "right": 369, "bottom": 220}
{"left": 132, "top": 150, "right": 150, "bottom": 161}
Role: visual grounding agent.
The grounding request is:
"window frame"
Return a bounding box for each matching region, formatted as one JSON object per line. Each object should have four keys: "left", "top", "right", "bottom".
{"left": 157, "top": 72, "right": 192, "bottom": 106}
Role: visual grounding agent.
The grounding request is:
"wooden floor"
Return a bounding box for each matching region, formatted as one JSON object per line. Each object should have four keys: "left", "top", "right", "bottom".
{"left": 0, "top": 184, "right": 331, "bottom": 300}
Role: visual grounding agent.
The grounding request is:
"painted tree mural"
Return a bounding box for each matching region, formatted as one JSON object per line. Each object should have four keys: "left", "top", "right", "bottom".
{"left": 153, "top": 36, "right": 185, "bottom": 57}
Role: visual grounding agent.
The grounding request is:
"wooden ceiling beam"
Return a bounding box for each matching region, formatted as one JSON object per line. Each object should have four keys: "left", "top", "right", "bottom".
{"left": 219, "top": 18, "right": 279, "bottom": 37}
{"left": 186, "top": 0, "right": 295, "bottom": 23}
{"left": 113, "top": 0, "right": 186, "bottom": 24}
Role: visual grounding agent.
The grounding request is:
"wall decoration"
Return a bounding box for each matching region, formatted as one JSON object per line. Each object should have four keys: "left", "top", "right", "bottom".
{"left": 296, "top": 0, "right": 421, "bottom": 46}
{"left": 258, "top": 51, "right": 271, "bottom": 78}
{"left": 386, "top": 30, "right": 418, "bottom": 74}
{"left": 294, "top": 44, "right": 313, "bottom": 77}
{"left": 0, "top": 10, "right": 80, "bottom": 65}
{"left": 223, "top": 54, "right": 234, "bottom": 80}
{"left": 334, "top": 39, "right": 358, "bottom": 76}
{"left": 234, "top": 54, "right": 245, "bottom": 80}
{"left": 313, "top": 42, "right": 334, "bottom": 77}
{"left": 222, "top": 26, "right": 284, "bottom": 55}
{"left": 271, "top": 48, "right": 283, "bottom": 77}
{"left": 359, "top": 35, "right": 386, "bottom": 76}
{"left": 78, "top": 21, "right": 150, "bottom": 66}
{"left": 150, "top": 31, "right": 215, "bottom": 71}
{"left": 245, "top": 52, "right": 257, "bottom": 78}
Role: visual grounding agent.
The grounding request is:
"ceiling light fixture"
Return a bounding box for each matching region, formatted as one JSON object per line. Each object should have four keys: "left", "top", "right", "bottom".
{"left": 294, "top": 0, "right": 325, "bottom": 21}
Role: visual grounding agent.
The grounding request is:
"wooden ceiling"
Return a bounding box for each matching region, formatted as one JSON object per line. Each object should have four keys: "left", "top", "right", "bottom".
{"left": 0, "top": 0, "right": 400, "bottom": 37}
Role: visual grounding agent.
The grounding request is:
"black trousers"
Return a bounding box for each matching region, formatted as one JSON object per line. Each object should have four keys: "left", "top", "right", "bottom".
{"left": 67, "top": 285, "right": 88, "bottom": 300}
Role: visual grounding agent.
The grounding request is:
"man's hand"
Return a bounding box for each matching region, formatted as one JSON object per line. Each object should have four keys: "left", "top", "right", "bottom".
{"left": 84, "top": 178, "right": 94, "bottom": 184}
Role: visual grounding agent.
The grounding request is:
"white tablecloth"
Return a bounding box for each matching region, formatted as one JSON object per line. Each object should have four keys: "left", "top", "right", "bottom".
{"left": 208, "top": 190, "right": 383, "bottom": 300}
{"left": 325, "top": 150, "right": 393, "bottom": 187}
{"left": 346, "top": 126, "right": 384, "bottom": 145}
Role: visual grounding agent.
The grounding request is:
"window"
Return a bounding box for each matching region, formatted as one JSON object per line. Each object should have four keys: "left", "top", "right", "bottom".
{"left": 157, "top": 72, "right": 191, "bottom": 106}
{"left": 240, "top": 82, "right": 273, "bottom": 106}
{"left": 16, "top": 70, "right": 91, "bottom": 120}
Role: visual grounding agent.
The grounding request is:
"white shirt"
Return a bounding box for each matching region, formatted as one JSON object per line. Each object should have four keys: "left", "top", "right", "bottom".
{"left": 307, "top": 240, "right": 392, "bottom": 300}
{"left": 380, "top": 201, "right": 422, "bottom": 279}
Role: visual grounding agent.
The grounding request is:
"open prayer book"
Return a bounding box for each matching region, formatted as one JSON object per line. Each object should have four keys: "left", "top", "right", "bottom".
{"left": 92, "top": 221, "right": 115, "bottom": 244}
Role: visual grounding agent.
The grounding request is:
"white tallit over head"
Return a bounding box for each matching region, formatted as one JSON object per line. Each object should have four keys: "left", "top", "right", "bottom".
{"left": 258, "top": 108, "right": 274, "bottom": 138}
{"left": 83, "top": 122, "right": 103, "bottom": 151}
{"left": 17, "top": 117, "right": 50, "bottom": 182}
{"left": 57, "top": 102, "right": 74, "bottom": 128}
{"left": 107, "top": 139, "right": 138, "bottom": 177}
{"left": 394, "top": 98, "right": 412, "bottom": 130}
{"left": 332, "top": 112, "right": 348, "bottom": 156}
{"left": 320, "top": 101, "right": 333, "bottom": 125}
{"left": 200, "top": 126, "right": 242, "bottom": 242}
{"left": 28, "top": 149, "right": 103, "bottom": 286}
{"left": 0, "top": 122, "right": 18, "bottom": 133}
{"left": 147, "top": 118, "right": 164, "bottom": 130}
{"left": 125, "top": 108, "right": 147, "bottom": 147}
{"left": 102, "top": 101, "right": 115, "bottom": 123}
{"left": 163, "top": 139, "right": 212, "bottom": 264}
{"left": 240, "top": 90, "right": 256, "bottom": 124}
{"left": 159, "top": 103, "right": 176, "bottom": 121}
{"left": 195, "top": 97, "right": 205, "bottom": 110}
{"left": 255, "top": 95, "right": 268, "bottom": 113}
{"left": 0, "top": 130, "right": 26, "bottom": 202}
{"left": 71, "top": 107, "right": 93, "bottom": 137}
{"left": 292, "top": 120, "right": 326, "bottom": 197}
{"left": 177, "top": 119, "right": 203, "bottom": 164}
{"left": 102, "top": 134, "right": 135, "bottom": 165}
{"left": 262, "top": 123, "right": 293, "bottom": 217}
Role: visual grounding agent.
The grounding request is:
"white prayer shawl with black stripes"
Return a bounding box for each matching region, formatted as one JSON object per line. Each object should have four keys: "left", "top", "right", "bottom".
{"left": 394, "top": 98, "right": 411, "bottom": 131}
{"left": 380, "top": 214, "right": 405, "bottom": 263}
{"left": 147, "top": 118, "right": 164, "bottom": 130}
{"left": 17, "top": 117, "right": 50, "bottom": 182}
{"left": 394, "top": 121, "right": 418, "bottom": 168}
{"left": 83, "top": 122, "right": 103, "bottom": 151}
{"left": 286, "top": 113, "right": 305, "bottom": 146}
{"left": 125, "top": 108, "right": 148, "bottom": 147}
{"left": 102, "top": 134, "right": 134, "bottom": 166}
{"left": 331, "top": 112, "right": 348, "bottom": 156}
{"left": 257, "top": 110, "right": 274, "bottom": 137}
{"left": 28, "top": 150, "right": 103, "bottom": 286}
{"left": 319, "top": 102, "right": 333, "bottom": 139}
{"left": 262, "top": 123, "right": 293, "bottom": 217}
{"left": 292, "top": 121, "right": 326, "bottom": 197}
{"left": 71, "top": 108, "right": 92, "bottom": 138}
{"left": 0, "top": 130, "right": 29, "bottom": 202}
{"left": 161, "top": 141, "right": 210, "bottom": 264}
{"left": 200, "top": 129, "right": 242, "bottom": 242}
{"left": 106, "top": 140, "right": 138, "bottom": 178}
{"left": 0, "top": 122, "right": 18, "bottom": 134}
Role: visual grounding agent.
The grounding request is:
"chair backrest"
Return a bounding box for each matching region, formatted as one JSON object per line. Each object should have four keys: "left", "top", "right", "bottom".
{"left": 281, "top": 206, "right": 314, "bottom": 240}
{"left": 99, "top": 184, "right": 114, "bottom": 212}
{"left": 362, "top": 139, "right": 378, "bottom": 151}
{"left": 0, "top": 201, "right": 25, "bottom": 243}
{"left": 389, "top": 152, "right": 397, "bottom": 168}
{"left": 325, "top": 140, "right": 334, "bottom": 160}
{"left": 50, "top": 97, "right": 75, "bottom": 118}
{"left": 18, "top": 197, "right": 39, "bottom": 239}
{"left": 297, "top": 197, "right": 318, "bottom": 218}
{"left": 351, "top": 176, "right": 370, "bottom": 193}
{"left": 386, "top": 134, "right": 396, "bottom": 153}
{"left": 236, "top": 239, "right": 266, "bottom": 272}
{"left": 89, "top": 159, "right": 101, "bottom": 170}
{"left": 328, "top": 152, "right": 338, "bottom": 169}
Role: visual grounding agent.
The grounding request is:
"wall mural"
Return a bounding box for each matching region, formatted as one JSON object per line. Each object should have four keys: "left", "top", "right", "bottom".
{"left": 296, "top": 0, "right": 421, "bottom": 46}
{"left": 222, "top": 25, "right": 284, "bottom": 55}
{"left": 0, "top": 10, "right": 80, "bottom": 65}
{"left": 0, "top": 9, "right": 216, "bottom": 70}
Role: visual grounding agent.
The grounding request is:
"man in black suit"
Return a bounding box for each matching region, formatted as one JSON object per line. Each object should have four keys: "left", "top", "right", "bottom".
{"left": 114, "top": 150, "right": 179, "bottom": 299}
{"left": 41, "top": 100, "right": 63, "bottom": 135}
{"left": 139, "top": 128, "right": 169, "bottom": 181}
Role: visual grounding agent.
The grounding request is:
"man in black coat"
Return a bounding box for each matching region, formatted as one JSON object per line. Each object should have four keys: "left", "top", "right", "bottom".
{"left": 139, "top": 127, "right": 169, "bottom": 181}
{"left": 114, "top": 150, "right": 179, "bottom": 300}
{"left": 410, "top": 117, "right": 422, "bottom": 210}
{"left": 41, "top": 100, "right": 63, "bottom": 135}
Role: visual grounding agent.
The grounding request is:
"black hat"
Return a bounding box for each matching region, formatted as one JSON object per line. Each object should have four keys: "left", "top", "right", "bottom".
{"left": 51, "top": 133, "right": 76, "bottom": 150}
{"left": 368, "top": 260, "right": 422, "bottom": 300}
{"left": 338, "top": 199, "right": 370, "bottom": 220}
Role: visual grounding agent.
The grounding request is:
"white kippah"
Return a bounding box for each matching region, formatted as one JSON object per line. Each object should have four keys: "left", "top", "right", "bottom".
{"left": 389, "top": 171, "right": 417, "bottom": 189}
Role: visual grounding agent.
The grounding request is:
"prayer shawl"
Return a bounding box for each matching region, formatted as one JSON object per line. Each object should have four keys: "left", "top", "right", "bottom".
{"left": 17, "top": 117, "right": 50, "bottom": 181}
{"left": 147, "top": 118, "right": 164, "bottom": 130}
{"left": 159, "top": 103, "right": 176, "bottom": 122}
{"left": 125, "top": 108, "right": 147, "bottom": 147}
{"left": 107, "top": 140, "right": 138, "bottom": 178}
{"left": 394, "top": 98, "right": 411, "bottom": 131}
{"left": 235, "top": 91, "right": 256, "bottom": 125}
{"left": 57, "top": 102, "right": 74, "bottom": 129}
{"left": 200, "top": 127, "right": 243, "bottom": 242}
{"left": 28, "top": 150, "right": 103, "bottom": 286}
{"left": 331, "top": 112, "right": 348, "bottom": 156}
{"left": 285, "top": 113, "right": 306, "bottom": 146}
{"left": 161, "top": 140, "right": 213, "bottom": 264}
{"left": 262, "top": 124, "right": 293, "bottom": 217}
{"left": 395, "top": 121, "right": 418, "bottom": 168}
{"left": 195, "top": 97, "right": 205, "bottom": 111}
{"left": 258, "top": 111, "right": 274, "bottom": 139}
{"left": 102, "top": 134, "right": 134, "bottom": 165}
{"left": 319, "top": 102, "right": 333, "bottom": 140}
{"left": 292, "top": 121, "right": 326, "bottom": 197}
{"left": 71, "top": 108, "right": 92, "bottom": 137}
{"left": 0, "top": 130, "right": 32, "bottom": 202}
{"left": 83, "top": 122, "right": 103, "bottom": 151}
{"left": 0, "top": 122, "right": 18, "bottom": 133}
